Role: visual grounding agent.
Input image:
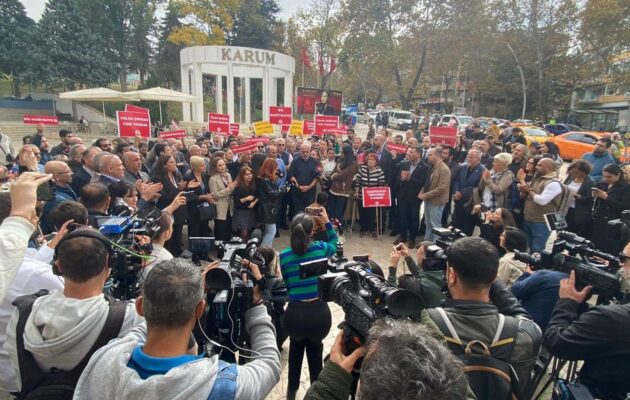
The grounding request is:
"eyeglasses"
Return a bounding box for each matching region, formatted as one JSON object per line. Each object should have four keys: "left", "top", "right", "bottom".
{"left": 620, "top": 253, "right": 630, "bottom": 263}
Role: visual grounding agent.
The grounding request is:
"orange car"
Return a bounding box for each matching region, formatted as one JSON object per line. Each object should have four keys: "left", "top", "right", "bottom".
{"left": 548, "top": 131, "right": 626, "bottom": 162}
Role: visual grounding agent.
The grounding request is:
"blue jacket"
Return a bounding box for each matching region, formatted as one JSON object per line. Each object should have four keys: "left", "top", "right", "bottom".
{"left": 452, "top": 162, "right": 485, "bottom": 203}
{"left": 511, "top": 270, "right": 567, "bottom": 331}
{"left": 41, "top": 184, "right": 78, "bottom": 233}
{"left": 582, "top": 151, "right": 615, "bottom": 182}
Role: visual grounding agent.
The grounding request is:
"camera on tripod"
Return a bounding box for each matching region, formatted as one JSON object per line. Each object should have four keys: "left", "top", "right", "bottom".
{"left": 300, "top": 258, "right": 423, "bottom": 352}
{"left": 98, "top": 207, "right": 162, "bottom": 300}
{"left": 608, "top": 210, "right": 630, "bottom": 246}
{"left": 513, "top": 213, "right": 622, "bottom": 298}
{"left": 432, "top": 227, "right": 466, "bottom": 251}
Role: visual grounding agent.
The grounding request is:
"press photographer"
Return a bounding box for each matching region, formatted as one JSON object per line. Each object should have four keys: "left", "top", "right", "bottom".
{"left": 73, "top": 258, "right": 281, "bottom": 400}
{"left": 544, "top": 241, "right": 630, "bottom": 400}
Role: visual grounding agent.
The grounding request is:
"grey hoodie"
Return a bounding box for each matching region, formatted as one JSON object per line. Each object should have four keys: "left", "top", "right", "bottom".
{"left": 4, "top": 290, "right": 143, "bottom": 390}
{"left": 74, "top": 305, "right": 280, "bottom": 400}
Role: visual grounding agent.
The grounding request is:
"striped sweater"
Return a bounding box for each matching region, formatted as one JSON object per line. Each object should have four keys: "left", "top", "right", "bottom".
{"left": 279, "top": 222, "right": 338, "bottom": 301}
{"left": 353, "top": 165, "right": 386, "bottom": 200}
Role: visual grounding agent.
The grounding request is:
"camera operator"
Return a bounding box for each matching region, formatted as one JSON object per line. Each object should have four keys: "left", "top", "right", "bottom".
{"left": 425, "top": 236, "right": 542, "bottom": 396}
{"left": 73, "top": 258, "right": 281, "bottom": 400}
{"left": 4, "top": 227, "right": 144, "bottom": 397}
{"left": 388, "top": 242, "right": 446, "bottom": 308}
{"left": 304, "top": 320, "right": 470, "bottom": 400}
{"left": 140, "top": 211, "right": 175, "bottom": 284}
{"left": 279, "top": 209, "right": 338, "bottom": 400}
{"left": 544, "top": 242, "right": 630, "bottom": 400}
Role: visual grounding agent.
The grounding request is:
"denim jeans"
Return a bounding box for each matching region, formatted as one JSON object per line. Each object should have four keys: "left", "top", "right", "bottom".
{"left": 327, "top": 194, "right": 348, "bottom": 222}
{"left": 424, "top": 203, "right": 445, "bottom": 241}
{"left": 523, "top": 220, "right": 550, "bottom": 253}
{"left": 262, "top": 223, "right": 276, "bottom": 246}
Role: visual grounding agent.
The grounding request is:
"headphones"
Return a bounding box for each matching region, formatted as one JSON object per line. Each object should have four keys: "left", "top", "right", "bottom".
{"left": 52, "top": 229, "right": 114, "bottom": 276}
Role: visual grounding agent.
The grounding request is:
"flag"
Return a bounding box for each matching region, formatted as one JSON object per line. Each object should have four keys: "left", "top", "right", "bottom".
{"left": 318, "top": 54, "right": 324, "bottom": 76}
{"left": 301, "top": 47, "right": 312, "bottom": 68}
{"left": 330, "top": 56, "right": 337, "bottom": 73}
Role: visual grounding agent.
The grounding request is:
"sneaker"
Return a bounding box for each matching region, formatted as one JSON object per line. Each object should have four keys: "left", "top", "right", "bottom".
{"left": 407, "top": 240, "right": 416, "bottom": 249}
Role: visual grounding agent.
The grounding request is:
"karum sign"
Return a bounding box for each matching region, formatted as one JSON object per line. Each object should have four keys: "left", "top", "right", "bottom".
{"left": 269, "top": 106, "right": 292, "bottom": 125}
{"left": 362, "top": 187, "right": 392, "bottom": 208}
{"left": 429, "top": 126, "right": 457, "bottom": 147}
{"left": 116, "top": 111, "right": 151, "bottom": 138}
{"left": 208, "top": 113, "right": 230, "bottom": 133}
{"left": 23, "top": 115, "right": 59, "bottom": 125}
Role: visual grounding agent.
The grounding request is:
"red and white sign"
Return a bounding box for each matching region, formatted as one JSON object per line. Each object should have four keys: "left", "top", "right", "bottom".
{"left": 23, "top": 115, "right": 59, "bottom": 125}
{"left": 387, "top": 143, "right": 408, "bottom": 154}
{"left": 232, "top": 142, "right": 257, "bottom": 154}
{"left": 229, "top": 123, "right": 240, "bottom": 136}
{"left": 246, "top": 136, "right": 272, "bottom": 145}
{"left": 429, "top": 126, "right": 457, "bottom": 147}
{"left": 160, "top": 130, "right": 187, "bottom": 139}
{"left": 303, "top": 120, "right": 315, "bottom": 135}
{"left": 281, "top": 124, "right": 290, "bottom": 133}
{"left": 269, "top": 106, "right": 292, "bottom": 125}
{"left": 323, "top": 128, "right": 346, "bottom": 136}
{"left": 339, "top": 124, "right": 349, "bottom": 131}
{"left": 315, "top": 115, "right": 338, "bottom": 135}
{"left": 208, "top": 113, "right": 230, "bottom": 134}
{"left": 116, "top": 111, "right": 151, "bottom": 138}
{"left": 362, "top": 187, "right": 392, "bottom": 208}
{"left": 125, "top": 104, "right": 150, "bottom": 114}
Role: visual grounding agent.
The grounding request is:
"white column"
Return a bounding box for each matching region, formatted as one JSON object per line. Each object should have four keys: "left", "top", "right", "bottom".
{"left": 284, "top": 72, "right": 293, "bottom": 110}
{"left": 181, "top": 66, "right": 191, "bottom": 121}
{"left": 227, "top": 62, "right": 234, "bottom": 120}
{"left": 193, "top": 63, "right": 204, "bottom": 122}
{"left": 245, "top": 77, "right": 251, "bottom": 124}
{"left": 215, "top": 75, "right": 223, "bottom": 114}
{"left": 262, "top": 65, "right": 270, "bottom": 121}
{"left": 270, "top": 77, "right": 278, "bottom": 107}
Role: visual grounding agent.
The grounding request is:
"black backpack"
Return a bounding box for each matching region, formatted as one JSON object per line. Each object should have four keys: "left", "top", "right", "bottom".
{"left": 428, "top": 307, "right": 524, "bottom": 400}
{"left": 13, "top": 289, "right": 127, "bottom": 400}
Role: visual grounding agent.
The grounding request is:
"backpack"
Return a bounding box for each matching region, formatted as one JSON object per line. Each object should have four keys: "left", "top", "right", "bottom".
{"left": 13, "top": 289, "right": 127, "bottom": 400}
{"left": 428, "top": 307, "right": 524, "bottom": 400}
{"left": 553, "top": 180, "right": 573, "bottom": 216}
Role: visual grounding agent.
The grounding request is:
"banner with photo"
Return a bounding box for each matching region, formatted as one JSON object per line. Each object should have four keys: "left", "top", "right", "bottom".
{"left": 296, "top": 87, "right": 342, "bottom": 117}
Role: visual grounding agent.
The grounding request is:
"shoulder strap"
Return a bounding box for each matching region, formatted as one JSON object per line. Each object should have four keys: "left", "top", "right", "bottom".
{"left": 207, "top": 360, "right": 238, "bottom": 400}
{"left": 489, "top": 314, "right": 519, "bottom": 361}
{"left": 68, "top": 297, "right": 128, "bottom": 377}
{"left": 427, "top": 307, "right": 463, "bottom": 347}
{"left": 13, "top": 290, "right": 50, "bottom": 396}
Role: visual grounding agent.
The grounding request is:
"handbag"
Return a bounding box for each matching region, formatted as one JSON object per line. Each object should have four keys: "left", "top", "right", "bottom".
{"left": 198, "top": 202, "right": 217, "bottom": 221}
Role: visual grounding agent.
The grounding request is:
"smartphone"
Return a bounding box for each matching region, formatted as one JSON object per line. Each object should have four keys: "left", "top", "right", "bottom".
{"left": 305, "top": 206, "right": 322, "bottom": 216}
{"left": 479, "top": 204, "right": 489, "bottom": 213}
{"left": 394, "top": 243, "right": 404, "bottom": 251}
{"left": 183, "top": 190, "right": 196, "bottom": 202}
{"left": 36, "top": 181, "right": 55, "bottom": 201}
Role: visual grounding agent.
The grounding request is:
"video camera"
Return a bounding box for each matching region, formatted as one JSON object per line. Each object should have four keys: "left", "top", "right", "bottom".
{"left": 201, "top": 228, "right": 266, "bottom": 360}
{"left": 608, "top": 210, "right": 630, "bottom": 246}
{"left": 432, "top": 226, "right": 466, "bottom": 251}
{"left": 513, "top": 214, "right": 623, "bottom": 299}
{"left": 98, "top": 207, "right": 162, "bottom": 300}
{"left": 303, "top": 258, "right": 423, "bottom": 352}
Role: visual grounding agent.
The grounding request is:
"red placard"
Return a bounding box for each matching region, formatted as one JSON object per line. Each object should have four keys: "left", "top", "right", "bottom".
{"left": 303, "top": 120, "right": 315, "bottom": 135}
{"left": 208, "top": 113, "right": 230, "bottom": 134}
{"left": 116, "top": 111, "right": 151, "bottom": 138}
{"left": 315, "top": 115, "right": 338, "bottom": 135}
{"left": 362, "top": 187, "right": 392, "bottom": 208}
{"left": 232, "top": 142, "right": 257, "bottom": 154}
{"left": 429, "top": 126, "right": 457, "bottom": 147}
{"left": 160, "top": 130, "right": 187, "bottom": 139}
{"left": 387, "top": 143, "right": 408, "bottom": 154}
{"left": 323, "top": 128, "right": 346, "bottom": 136}
{"left": 125, "top": 104, "right": 150, "bottom": 114}
{"left": 229, "top": 123, "right": 240, "bottom": 136}
{"left": 269, "top": 106, "right": 292, "bottom": 125}
{"left": 296, "top": 87, "right": 342, "bottom": 116}
{"left": 23, "top": 115, "right": 59, "bottom": 125}
{"left": 339, "top": 124, "right": 349, "bottom": 131}
{"left": 281, "top": 124, "right": 290, "bottom": 133}
{"left": 246, "top": 136, "right": 271, "bottom": 145}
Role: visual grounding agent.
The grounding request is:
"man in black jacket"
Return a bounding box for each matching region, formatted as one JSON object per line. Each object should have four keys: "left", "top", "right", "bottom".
{"left": 393, "top": 146, "right": 428, "bottom": 249}
{"left": 373, "top": 133, "right": 395, "bottom": 233}
{"left": 544, "top": 243, "right": 630, "bottom": 400}
{"left": 71, "top": 146, "right": 101, "bottom": 195}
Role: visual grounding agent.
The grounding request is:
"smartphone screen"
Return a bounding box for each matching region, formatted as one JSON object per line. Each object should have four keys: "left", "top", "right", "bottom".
{"left": 36, "top": 182, "right": 55, "bottom": 201}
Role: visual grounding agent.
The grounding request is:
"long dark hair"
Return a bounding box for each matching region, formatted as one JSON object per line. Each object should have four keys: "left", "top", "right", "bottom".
{"left": 151, "top": 154, "right": 174, "bottom": 181}
{"left": 290, "top": 213, "right": 314, "bottom": 256}
{"left": 339, "top": 144, "right": 356, "bottom": 170}
{"left": 237, "top": 166, "right": 256, "bottom": 192}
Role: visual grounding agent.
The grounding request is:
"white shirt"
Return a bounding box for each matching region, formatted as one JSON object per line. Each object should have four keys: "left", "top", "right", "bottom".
{"left": 532, "top": 181, "right": 562, "bottom": 206}
{"left": 140, "top": 244, "right": 173, "bottom": 284}
{"left": 0, "top": 217, "right": 36, "bottom": 303}
{"left": 566, "top": 180, "right": 582, "bottom": 209}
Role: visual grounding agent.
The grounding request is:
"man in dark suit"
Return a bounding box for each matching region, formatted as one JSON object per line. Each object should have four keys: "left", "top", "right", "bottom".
{"left": 373, "top": 133, "right": 395, "bottom": 233}
{"left": 70, "top": 146, "right": 101, "bottom": 195}
{"left": 97, "top": 154, "right": 125, "bottom": 188}
{"left": 393, "top": 146, "right": 429, "bottom": 249}
{"left": 452, "top": 149, "right": 485, "bottom": 235}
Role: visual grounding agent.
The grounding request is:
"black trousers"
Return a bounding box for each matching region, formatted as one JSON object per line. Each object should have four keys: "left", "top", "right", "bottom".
{"left": 283, "top": 300, "right": 332, "bottom": 391}
{"left": 358, "top": 203, "right": 377, "bottom": 232}
{"left": 291, "top": 189, "right": 316, "bottom": 216}
{"left": 398, "top": 197, "right": 421, "bottom": 241}
{"left": 453, "top": 200, "right": 476, "bottom": 236}
{"left": 165, "top": 223, "right": 183, "bottom": 257}
{"left": 214, "top": 212, "right": 233, "bottom": 242}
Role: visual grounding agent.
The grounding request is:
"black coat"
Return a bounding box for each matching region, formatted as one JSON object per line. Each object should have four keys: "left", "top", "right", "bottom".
{"left": 257, "top": 178, "right": 283, "bottom": 224}
{"left": 563, "top": 175, "right": 596, "bottom": 226}
{"left": 70, "top": 167, "right": 92, "bottom": 195}
{"left": 154, "top": 174, "right": 187, "bottom": 223}
{"left": 377, "top": 149, "right": 396, "bottom": 186}
{"left": 395, "top": 161, "right": 429, "bottom": 202}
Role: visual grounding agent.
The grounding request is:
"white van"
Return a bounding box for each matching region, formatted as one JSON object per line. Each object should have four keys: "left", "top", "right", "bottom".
{"left": 438, "top": 114, "right": 474, "bottom": 128}
{"left": 388, "top": 110, "right": 415, "bottom": 130}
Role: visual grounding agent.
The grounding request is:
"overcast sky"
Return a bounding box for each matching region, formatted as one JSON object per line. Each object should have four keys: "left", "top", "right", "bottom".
{"left": 20, "top": 0, "right": 308, "bottom": 21}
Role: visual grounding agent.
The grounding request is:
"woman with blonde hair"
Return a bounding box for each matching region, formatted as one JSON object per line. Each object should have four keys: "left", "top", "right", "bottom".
{"left": 183, "top": 156, "right": 214, "bottom": 253}
{"left": 208, "top": 156, "right": 238, "bottom": 241}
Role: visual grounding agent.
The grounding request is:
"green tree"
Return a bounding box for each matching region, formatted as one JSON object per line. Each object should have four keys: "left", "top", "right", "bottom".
{"left": 168, "top": 0, "right": 240, "bottom": 46}
{"left": 155, "top": 1, "right": 185, "bottom": 88}
{"left": 31, "top": 0, "right": 117, "bottom": 89}
{"left": 229, "top": 0, "right": 282, "bottom": 49}
{"left": 0, "top": 0, "right": 35, "bottom": 96}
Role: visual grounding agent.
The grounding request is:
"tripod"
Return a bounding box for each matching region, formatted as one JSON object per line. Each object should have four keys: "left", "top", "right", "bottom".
{"left": 528, "top": 353, "right": 580, "bottom": 399}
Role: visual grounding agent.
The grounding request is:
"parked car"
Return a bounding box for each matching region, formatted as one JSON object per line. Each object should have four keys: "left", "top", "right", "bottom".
{"left": 512, "top": 125, "right": 552, "bottom": 145}
{"left": 388, "top": 110, "right": 415, "bottom": 130}
{"left": 513, "top": 119, "right": 533, "bottom": 126}
{"left": 548, "top": 131, "right": 626, "bottom": 162}
{"left": 544, "top": 123, "right": 583, "bottom": 136}
{"left": 366, "top": 111, "right": 378, "bottom": 122}
{"left": 357, "top": 111, "right": 369, "bottom": 123}
{"left": 438, "top": 114, "right": 474, "bottom": 128}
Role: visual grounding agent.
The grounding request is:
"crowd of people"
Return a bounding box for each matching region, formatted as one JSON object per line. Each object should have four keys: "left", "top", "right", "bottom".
{"left": 0, "top": 118, "right": 628, "bottom": 400}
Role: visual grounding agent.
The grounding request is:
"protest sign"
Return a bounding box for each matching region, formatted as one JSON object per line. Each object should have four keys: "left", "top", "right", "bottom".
{"left": 254, "top": 120, "right": 274, "bottom": 135}
{"left": 23, "top": 115, "right": 59, "bottom": 125}
{"left": 289, "top": 120, "right": 304, "bottom": 135}
{"left": 229, "top": 123, "right": 240, "bottom": 136}
{"left": 269, "top": 106, "right": 292, "bottom": 125}
{"left": 208, "top": 113, "right": 230, "bottom": 134}
{"left": 160, "top": 130, "right": 187, "bottom": 139}
{"left": 125, "top": 104, "right": 150, "bottom": 114}
{"left": 232, "top": 142, "right": 257, "bottom": 154}
{"left": 116, "top": 111, "right": 151, "bottom": 138}
{"left": 315, "top": 115, "right": 338, "bottom": 135}
{"left": 362, "top": 187, "right": 392, "bottom": 208}
{"left": 429, "top": 126, "right": 457, "bottom": 147}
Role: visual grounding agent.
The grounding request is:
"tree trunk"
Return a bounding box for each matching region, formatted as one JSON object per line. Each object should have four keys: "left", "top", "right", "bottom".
{"left": 11, "top": 77, "right": 21, "bottom": 98}
{"left": 120, "top": 62, "right": 128, "bottom": 91}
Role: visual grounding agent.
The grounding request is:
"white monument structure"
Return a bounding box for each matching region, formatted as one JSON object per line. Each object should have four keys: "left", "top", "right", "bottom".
{"left": 180, "top": 46, "right": 295, "bottom": 124}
